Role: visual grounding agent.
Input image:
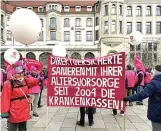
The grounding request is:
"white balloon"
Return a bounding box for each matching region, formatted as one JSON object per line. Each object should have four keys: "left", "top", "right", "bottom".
{"left": 52, "top": 45, "right": 67, "bottom": 57}
{"left": 9, "top": 8, "right": 41, "bottom": 45}
{"left": 4, "top": 48, "right": 20, "bottom": 65}
{"left": 129, "top": 31, "right": 143, "bottom": 46}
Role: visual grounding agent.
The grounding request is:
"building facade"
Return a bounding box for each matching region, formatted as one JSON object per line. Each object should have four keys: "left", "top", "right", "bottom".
{"left": 1, "top": 0, "right": 161, "bottom": 68}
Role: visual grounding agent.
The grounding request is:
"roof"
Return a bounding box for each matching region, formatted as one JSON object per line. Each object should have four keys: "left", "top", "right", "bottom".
{"left": 125, "top": 0, "right": 161, "bottom": 3}
{"left": 4, "top": 0, "right": 98, "bottom": 7}
{"left": 1, "top": 0, "right": 98, "bottom": 13}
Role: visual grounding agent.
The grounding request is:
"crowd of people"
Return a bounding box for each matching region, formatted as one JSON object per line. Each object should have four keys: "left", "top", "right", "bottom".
{"left": 0, "top": 59, "right": 161, "bottom": 131}
{"left": 0, "top": 61, "right": 48, "bottom": 131}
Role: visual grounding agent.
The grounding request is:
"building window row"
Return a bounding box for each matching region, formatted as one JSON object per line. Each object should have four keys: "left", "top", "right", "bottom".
{"left": 104, "top": 4, "right": 122, "bottom": 15}
{"left": 64, "top": 6, "right": 92, "bottom": 12}
{"left": 127, "top": 21, "right": 161, "bottom": 34}
{"left": 130, "top": 42, "right": 158, "bottom": 66}
{"left": 64, "top": 18, "right": 93, "bottom": 27}
{"left": 63, "top": 31, "right": 94, "bottom": 42}
{"left": 127, "top": 5, "right": 161, "bottom": 16}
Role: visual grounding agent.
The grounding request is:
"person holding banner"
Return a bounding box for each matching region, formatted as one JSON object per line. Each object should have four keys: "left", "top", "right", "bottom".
{"left": 77, "top": 107, "right": 94, "bottom": 126}
{"left": 1, "top": 66, "right": 40, "bottom": 131}
{"left": 123, "top": 65, "right": 161, "bottom": 131}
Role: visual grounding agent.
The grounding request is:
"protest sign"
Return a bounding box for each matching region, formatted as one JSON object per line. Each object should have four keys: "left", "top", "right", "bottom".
{"left": 48, "top": 52, "right": 125, "bottom": 111}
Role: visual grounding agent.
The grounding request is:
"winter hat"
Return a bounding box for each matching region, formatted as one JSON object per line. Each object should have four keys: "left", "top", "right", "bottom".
{"left": 7, "top": 66, "right": 23, "bottom": 79}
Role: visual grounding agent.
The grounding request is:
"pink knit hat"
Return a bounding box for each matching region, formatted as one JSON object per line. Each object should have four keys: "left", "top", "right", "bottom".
{"left": 7, "top": 66, "right": 23, "bottom": 79}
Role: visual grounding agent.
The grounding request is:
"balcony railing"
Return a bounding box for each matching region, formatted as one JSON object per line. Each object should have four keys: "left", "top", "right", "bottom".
{"left": 49, "top": 25, "right": 57, "bottom": 30}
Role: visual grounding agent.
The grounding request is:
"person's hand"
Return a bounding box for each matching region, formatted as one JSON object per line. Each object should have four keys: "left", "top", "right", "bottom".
{"left": 1, "top": 113, "right": 9, "bottom": 119}
{"left": 123, "top": 97, "right": 128, "bottom": 102}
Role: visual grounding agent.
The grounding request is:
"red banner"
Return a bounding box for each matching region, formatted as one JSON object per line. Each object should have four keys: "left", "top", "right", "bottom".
{"left": 47, "top": 52, "right": 125, "bottom": 111}
{"left": 134, "top": 53, "right": 145, "bottom": 72}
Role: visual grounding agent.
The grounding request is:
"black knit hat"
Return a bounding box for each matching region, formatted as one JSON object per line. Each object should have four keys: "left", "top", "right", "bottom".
{"left": 155, "top": 65, "right": 161, "bottom": 72}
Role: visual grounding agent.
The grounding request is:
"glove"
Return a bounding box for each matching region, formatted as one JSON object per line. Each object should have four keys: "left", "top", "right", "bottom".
{"left": 123, "top": 97, "right": 128, "bottom": 102}
{"left": 1, "top": 113, "right": 9, "bottom": 119}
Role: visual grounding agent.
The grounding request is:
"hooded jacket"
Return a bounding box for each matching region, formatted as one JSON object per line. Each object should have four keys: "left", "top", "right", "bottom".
{"left": 127, "top": 74, "right": 161, "bottom": 123}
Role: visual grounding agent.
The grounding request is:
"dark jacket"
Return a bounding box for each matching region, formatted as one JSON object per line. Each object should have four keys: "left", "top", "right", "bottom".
{"left": 127, "top": 74, "right": 161, "bottom": 123}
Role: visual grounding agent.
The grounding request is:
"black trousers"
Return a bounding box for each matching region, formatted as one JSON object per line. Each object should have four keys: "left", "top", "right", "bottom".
{"left": 80, "top": 107, "right": 93, "bottom": 123}
{"left": 8, "top": 121, "right": 27, "bottom": 131}
{"left": 38, "top": 87, "right": 43, "bottom": 106}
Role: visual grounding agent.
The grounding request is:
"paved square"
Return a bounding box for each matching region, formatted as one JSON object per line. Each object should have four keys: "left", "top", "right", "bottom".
{"left": 1, "top": 89, "right": 151, "bottom": 131}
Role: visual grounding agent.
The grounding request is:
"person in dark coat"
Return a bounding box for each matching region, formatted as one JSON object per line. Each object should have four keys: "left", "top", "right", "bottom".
{"left": 123, "top": 65, "right": 161, "bottom": 131}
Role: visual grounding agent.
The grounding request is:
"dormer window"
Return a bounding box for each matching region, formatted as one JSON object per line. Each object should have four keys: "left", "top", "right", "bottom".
{"left": 64, "top": 6, "right": 70, "bottom": 12}
{"left": 38, "top": 6, "right": 44, "bottom": 12}
{"left": 76, "top": 6, "right": 81, "bottom": 12}
{"left": 16, "top": 7, "right": 22, "bottom": 10}
{"left": 87, "top": 6, "right": 92, "bottom": 11}
{"left": 27, "top": 7, "right": 33, "bottom": 10}
{"left": 49, "top": 4, "right": 58, "bottom": 11}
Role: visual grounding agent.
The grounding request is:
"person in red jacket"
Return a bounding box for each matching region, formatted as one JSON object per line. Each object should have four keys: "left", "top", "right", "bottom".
{"left": 1, "top": 66, "right": 40, "bottom": 131}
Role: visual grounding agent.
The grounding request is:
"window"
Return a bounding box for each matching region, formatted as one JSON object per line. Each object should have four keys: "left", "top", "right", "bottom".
{"left": 64, "top": 18, "right": 70, "bottom": 27}
{"left": 50, "top": 31, "right": 56, "bottom": 40}
{"left": 104, "top": 5, "right": 108, "bottom": 15}
{"left": 127, "top": 22, "right": 132, "bottom": 34}
{"left": 7, "top": 30, "right": 12, "bottom": 41}
{"left": 156, "top": 22, "right": 161, "bottom": 34}
{"left": 86, "top": 18, "right": 92, "bottom": 27}
{"left": 127, "top": 6, "right": 132, "bottom": 16}
{"left": 136, "top": 22, "right": 142, "bottom": 32}
{"left": 87, "top": 6, "right": 92, "bottom": 11}
{"left": 112, "top": 20, "right": 116, "bottom": 33}
{"left": 49, "top": 4, "right": 57, "bottom": 10}
{"left": 27, "top": 7, "right": 33, "bottom": 10}
{"left": 76, "top": 6, "right": 81, "bottom": 12}
{"left": 6, "top": 16, "right": 10, "bottom": 26}
{"left": 64, "top": 6, "right": 70, "bottom": 12}
{"left": 26, "top": 52, "right": 36, "bottom": 60}
{"left": 75, "top": 31, "right": 81, "bottom": 41}
{"left": 104, "top": 21, "right": 108, "bottom": 33}
{"left": 38, "top": 31, "right": 43, "bottom": 41}
{"left": 38, "top": 7, "right": 44, "bottom": 12}
{"left": 112, "top": 4, "right": 116, "bottom": 14}
{"left": 119, "top": 5, "right": 122, "bottom": 15}
{"left": 40, "top": 18, "right": 43, "bottom": 27}
{"left": 75, "top": 18, "right": 81, "bottom": 27}
{"left": 16, "top": 7, "right": 21, "bottom": 10}
{"left": 95, "top": 17, "right": 99, "bottom": 26}
{"left": 119, "top": 21, "right": 122, "bottom": 33}
{"left": 136, "top": 6, "right": 142, "bottom": 16}
{"left": 50, "top": 17, "right": 56, "bottom": 29}
{"left": 146, "top": 22, "right": 152, "bottom": 33}
{"left": 156, "top": 6, "right": 161, "bottom": 16}
{"left": 1, "top": 15, "right": 4, "bottom": 26}
{"left": 1, "top": 28, "right": 4, "bottom": 40}
{"left": 64, "top": 31, "right": 70, "bottom": 41}
{"left": 95, "top": 4, "right": 98, "bottom": 12}
{"left": 86, "top": 31, "right": 92, "bottom": 41}
{"left": 95, "top": 30, "right": 99, "bottom": 40}
{"left": 146, "top": 6, "right": 151, "bottom": 16}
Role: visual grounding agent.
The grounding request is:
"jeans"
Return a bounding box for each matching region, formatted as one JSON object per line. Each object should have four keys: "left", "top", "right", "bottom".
{"left": 136, "top": 85, "right": 143, "bottom": 103}
{"left": 8, "top": 121, "right": 27, "bottom": 131}
{"left": 152, "top": 122, "right": 161, "bottom": 131}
